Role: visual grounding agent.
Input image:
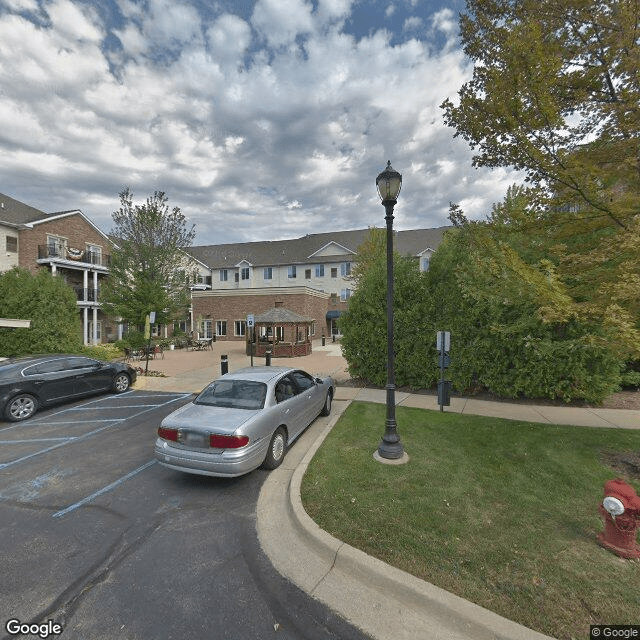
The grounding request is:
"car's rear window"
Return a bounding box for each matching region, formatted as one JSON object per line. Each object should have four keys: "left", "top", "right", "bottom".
{"left": 194, "top": 380, "right": 267, "bottom": 410}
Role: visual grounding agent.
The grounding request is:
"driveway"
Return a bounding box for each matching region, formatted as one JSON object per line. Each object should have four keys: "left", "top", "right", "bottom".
{"left": 0, "top": 391, "right": 370, "bottom": 640}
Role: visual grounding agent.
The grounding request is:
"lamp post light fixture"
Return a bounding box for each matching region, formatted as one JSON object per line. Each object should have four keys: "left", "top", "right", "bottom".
{"left": 375, "top": 161, "right": 405, "bottom": 461}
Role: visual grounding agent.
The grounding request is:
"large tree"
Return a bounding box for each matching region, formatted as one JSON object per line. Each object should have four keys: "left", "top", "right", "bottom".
{"left": 441, "top": 0, "right": 640, "bottom": 358}
{"left": 441, "top": 0, "right": 639, "bottom": 227}
{"left": 102, "top": 189, "right": 196, "bottom": 328}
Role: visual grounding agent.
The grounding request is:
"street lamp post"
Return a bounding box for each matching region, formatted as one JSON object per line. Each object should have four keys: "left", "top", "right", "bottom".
{"left": 376, "top": 161, "right": 405, "bottom": 460}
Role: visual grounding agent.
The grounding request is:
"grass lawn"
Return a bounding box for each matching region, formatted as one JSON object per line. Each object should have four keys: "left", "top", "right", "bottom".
{"left": 300, "top": 401, "right": 640, "bottom": 640}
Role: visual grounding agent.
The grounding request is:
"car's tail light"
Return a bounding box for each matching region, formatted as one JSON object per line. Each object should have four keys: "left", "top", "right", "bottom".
{"left": 209, "top": 434, "right": 249, "bottom": 449}
{"left": 158, "top": 426, "right": 179, "bottom": 442}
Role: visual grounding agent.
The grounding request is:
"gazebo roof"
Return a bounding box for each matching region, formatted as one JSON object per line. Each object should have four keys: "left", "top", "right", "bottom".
{"left": 254, "top": 307, "right": 314, "bottom": 324}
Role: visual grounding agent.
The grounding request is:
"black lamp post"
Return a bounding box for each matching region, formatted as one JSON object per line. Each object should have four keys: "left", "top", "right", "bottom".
{"left": 376, "top": 161, "right": 404, "bottom": 460}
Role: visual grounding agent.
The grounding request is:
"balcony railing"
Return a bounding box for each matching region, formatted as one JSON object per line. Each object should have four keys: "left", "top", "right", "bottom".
{"left": 38, "top": 245, "right": 111, "bottom": 268}
{"left": 74, "top": 287, "right": 101, "bottom": 303}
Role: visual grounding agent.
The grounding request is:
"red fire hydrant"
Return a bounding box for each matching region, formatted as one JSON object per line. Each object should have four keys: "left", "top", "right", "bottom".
{"left": 597, "top": 478, "right": 640, "bottom": 559}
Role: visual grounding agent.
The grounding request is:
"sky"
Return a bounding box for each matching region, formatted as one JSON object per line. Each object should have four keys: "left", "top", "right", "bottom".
{"left": 0, "top": 0, "right": 520, "bottom": 246}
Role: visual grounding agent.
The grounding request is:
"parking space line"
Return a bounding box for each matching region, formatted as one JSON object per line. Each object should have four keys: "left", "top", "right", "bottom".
{"left": 0, "top": 393, "right": 191, "bottom": 469}
{"left": 52, "top": 460, "right": 157, "bottom": 518}
{"left": 0, "top": 437, "right": 76, "bottom": 443}
{"left": 0, "top": 422, "right": 121, "bottom": 469}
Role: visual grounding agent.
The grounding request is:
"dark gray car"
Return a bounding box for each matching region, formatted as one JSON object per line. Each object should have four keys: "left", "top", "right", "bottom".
{"left": 0, "top": 355, "right": 137, "bottom": 422}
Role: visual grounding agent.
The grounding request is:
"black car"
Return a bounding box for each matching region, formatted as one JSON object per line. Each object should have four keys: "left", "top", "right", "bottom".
{"left": 0, "top": 355, "right": 137, "bottom": 422}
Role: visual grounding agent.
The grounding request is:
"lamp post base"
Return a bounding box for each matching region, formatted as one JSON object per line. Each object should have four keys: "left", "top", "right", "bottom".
{"left": 373, "top": 450, "right": 410, "bottom": 465}
{"left": 376, "top": 425, "right": 405, "bottom": 460}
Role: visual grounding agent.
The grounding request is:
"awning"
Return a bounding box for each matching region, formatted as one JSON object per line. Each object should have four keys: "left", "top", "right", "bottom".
{"left": 326, "top": 310, "right": 343, "bottom": 319}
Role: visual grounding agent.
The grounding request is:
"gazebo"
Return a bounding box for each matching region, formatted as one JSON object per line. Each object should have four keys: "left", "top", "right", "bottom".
{"left": 248, "top": 307, "right": 314, "bottom": 358}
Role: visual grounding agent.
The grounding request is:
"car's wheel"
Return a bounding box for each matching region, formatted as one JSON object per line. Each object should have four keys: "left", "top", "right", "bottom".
{"left": 113, "top": 372, "right": 131, "bottom": 393}
{"left": 261, "top": 426, "right": 287, "bottom": 470}
{"left": 319, "top": 390, "right": 332, "bottom": 416}
{"left": 5, "top": 394, "right": 38, "bottom": 422}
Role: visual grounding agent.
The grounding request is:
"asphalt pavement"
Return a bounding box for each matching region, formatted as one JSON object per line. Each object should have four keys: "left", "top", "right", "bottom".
{"left": 133, "top": 340, "right": 640, "bottom": 640}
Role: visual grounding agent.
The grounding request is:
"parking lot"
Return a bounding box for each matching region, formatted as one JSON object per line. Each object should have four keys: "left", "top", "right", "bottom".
{"left": 0, "top": 390, "right": 367, "bottom": 640}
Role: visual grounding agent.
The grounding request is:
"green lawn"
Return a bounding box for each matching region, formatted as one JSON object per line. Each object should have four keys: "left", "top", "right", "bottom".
{"left": 301, "top": 402, "right": 640, "bottom": 640}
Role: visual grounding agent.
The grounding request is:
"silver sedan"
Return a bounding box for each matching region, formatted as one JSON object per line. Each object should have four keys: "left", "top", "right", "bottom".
{"left": 154, "top": 366, "right": 334, "bottom": 478}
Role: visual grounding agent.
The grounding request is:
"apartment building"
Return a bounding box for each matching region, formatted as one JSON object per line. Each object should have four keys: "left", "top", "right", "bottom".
{"left": 0, "top": 192, "right": 114, "bottom": 345}
{"left": 185, "top": 226, "right": 448, "bottom": 342}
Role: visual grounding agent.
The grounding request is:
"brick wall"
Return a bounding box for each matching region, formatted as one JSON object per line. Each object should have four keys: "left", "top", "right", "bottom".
{"left": 18, "top": 213, "right": 110, "bottom": 274}
{"left": 192, "top": 288, "right": 335, "bottom": 341}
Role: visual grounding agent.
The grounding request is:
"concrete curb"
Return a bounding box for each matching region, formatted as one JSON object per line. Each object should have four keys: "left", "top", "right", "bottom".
{"left": 257, "top": 400, "right": 556, "bottom": 640}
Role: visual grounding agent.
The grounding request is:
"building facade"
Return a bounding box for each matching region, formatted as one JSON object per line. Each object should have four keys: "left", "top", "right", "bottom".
{"left": 1, "top": 191, "right": 449, "bottom": 347}
{"left": 186, "top": 226, "right": 448, "bottom": 342}
{"left": 0, "top": 192, "right": 114, "bottom": 345}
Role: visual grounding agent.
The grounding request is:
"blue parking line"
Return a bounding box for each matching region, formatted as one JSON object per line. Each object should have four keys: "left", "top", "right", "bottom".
{"left": 52, "top": 460, "right": 157, "bottom": 518}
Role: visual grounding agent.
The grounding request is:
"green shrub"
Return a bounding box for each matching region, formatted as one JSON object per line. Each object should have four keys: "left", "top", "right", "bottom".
{"left": 0, "top": 268, "right": 82, "bottom": 357}
{"left": 80, "top": 344, "right": 123, "bottom": 361}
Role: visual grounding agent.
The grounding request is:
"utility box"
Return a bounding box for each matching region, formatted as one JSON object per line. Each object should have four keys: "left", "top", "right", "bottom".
{"left": 438, "top": 380, "right": 451, "bottom": 406}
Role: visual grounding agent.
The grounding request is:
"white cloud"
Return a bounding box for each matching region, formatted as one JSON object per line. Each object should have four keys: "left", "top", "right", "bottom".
{"left": 0, "top": 0, "right": 518, "bottom": 243}
{"left": 403, "top": 16, "right": 423, "bottom": 32}
{"left": 251, "top": 0, "right": 314, "bottom": 48}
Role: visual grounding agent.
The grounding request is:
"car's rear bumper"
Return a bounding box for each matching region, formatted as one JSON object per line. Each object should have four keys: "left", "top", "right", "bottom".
{"left": 154, "top": 437, "right": 269, "bottom": 478}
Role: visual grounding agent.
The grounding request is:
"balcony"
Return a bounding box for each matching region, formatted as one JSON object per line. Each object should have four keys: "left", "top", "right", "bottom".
{"left": 38, "top": 245, "right": 111, "bottom": 268}
{"left": 74, "top": 287, "right": 101, "bottom": 304}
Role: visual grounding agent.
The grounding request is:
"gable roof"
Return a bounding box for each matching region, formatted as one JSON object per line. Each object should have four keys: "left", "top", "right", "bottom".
{"left": 0, "top": 192, "right": 113, "bottom": 245}
{"left": 255, "top": 307, "right": 314, "bottom": 324}
{"left": 186, "top": 226, "right": 449, "bottom": 269}
{"left": 0, "top": 192, "right": 49, "bottom": 226}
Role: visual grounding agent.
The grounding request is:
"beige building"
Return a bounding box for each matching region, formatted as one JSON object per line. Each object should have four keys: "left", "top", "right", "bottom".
{"left": 186, "top": 227, "right": 448, "bottom": 342}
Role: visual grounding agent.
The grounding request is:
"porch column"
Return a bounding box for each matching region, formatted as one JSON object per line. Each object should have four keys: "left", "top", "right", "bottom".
{"left": 83, "top": 269, "right": 88, "bottom": 301}
{"left": 92, "top": 307, "right": 98, "bottom": 344}
{"left": 83, "top": 307, "right": 88, "bottom": 345}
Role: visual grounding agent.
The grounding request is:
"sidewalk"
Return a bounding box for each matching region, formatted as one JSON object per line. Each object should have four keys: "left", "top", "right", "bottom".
{"left": 133, "top": 340, "right": 640, "bottom": 429}
{"left": 134, "top": 340, "right": 639, "bottom": 640}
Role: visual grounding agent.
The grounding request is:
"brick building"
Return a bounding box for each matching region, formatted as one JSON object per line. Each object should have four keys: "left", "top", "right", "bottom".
{"left": 0, "top": 192, "right": 115, "bottom": 344}
{"left": 186, "top": 226, "right": 448, "bottom": 343}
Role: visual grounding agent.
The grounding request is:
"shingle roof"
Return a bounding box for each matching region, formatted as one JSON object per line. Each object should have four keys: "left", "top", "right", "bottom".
{"left": 254, "top": 307, "right": 314, "bottom": 324}
{"left": 186, "top": 226, "right": 449, "bottom": 269}
{"left": 0, "top": 192, "right": 49, "bottom": 226}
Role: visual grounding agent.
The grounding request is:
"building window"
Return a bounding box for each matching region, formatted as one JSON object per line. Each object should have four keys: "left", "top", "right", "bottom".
{"left": 235, "top": 320, "right": 246, "bottom": 336}
{"left": 263, "top": 267, "right": 272, "bottom": 280}
{"left": 315, "top": 264, "right": 324, "bottom": 277}
{"left": 331, "top": 267, "right": 338, "bottom": 278}
{"left": 340, "top": 288, "right": 352, "bottom": 301}
{"left": 6, "top": 236, "right": 17, "bottom": 252}
{"left": 340, "top": 262, "right": 351, "bottom": 277}
{"left": 86, "top": 244, "right": 102, "bottom": 265}
{"left": 288, "top": 265, "right": 297, "bottom": 279}
{"left": 216, "top": 320, "right": 227, "bottom": 336}
{"left": 241, "top": 267, "right": 250, "bottom": 280}
{"left": 305, "top": 269, "right": 311, "bottom": 279}
{"left": 47, "top": 235, "right": 67, "bottom": 258}
{"left": 421, "top": 256, "right": 430, "bottom": 272}
{"left": 220, "top": 269, "right": 228, "bottom": 282}
{"left": 199, "top": 320, "right": 213, "bottom": 339}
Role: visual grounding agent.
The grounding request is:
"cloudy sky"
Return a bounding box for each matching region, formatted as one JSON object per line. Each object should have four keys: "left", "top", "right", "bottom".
{"left": 0, "top": 0, "right": 519, "bottom": 245}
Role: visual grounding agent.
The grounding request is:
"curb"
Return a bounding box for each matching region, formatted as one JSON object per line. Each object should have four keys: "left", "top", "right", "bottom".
{"left": 258, "top": 399, "right": 556, "bottom": 640}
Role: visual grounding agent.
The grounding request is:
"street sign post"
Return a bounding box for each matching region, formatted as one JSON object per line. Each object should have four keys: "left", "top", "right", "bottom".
{"left": 436, "top": 331, "right": 451, "bottom": 411}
